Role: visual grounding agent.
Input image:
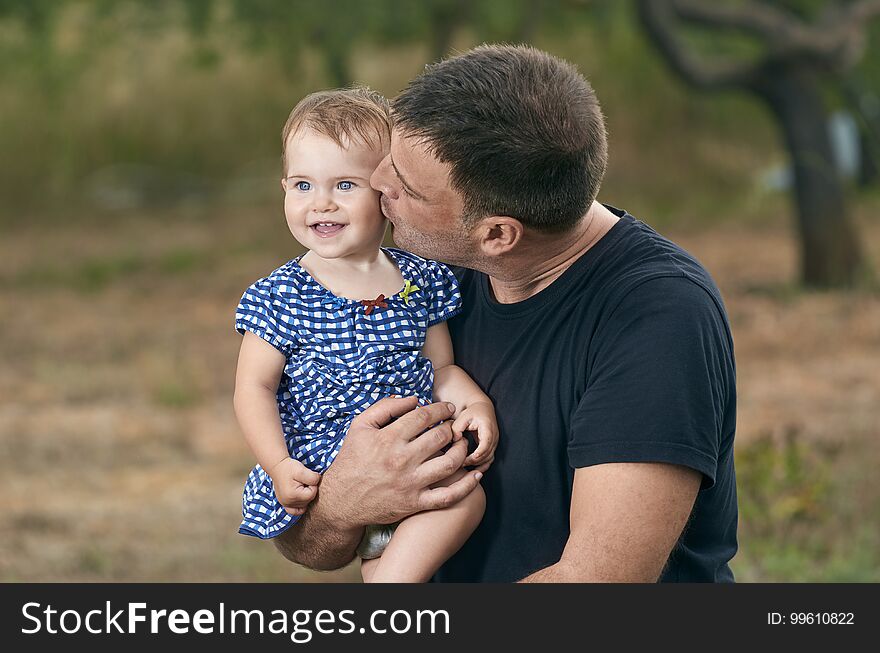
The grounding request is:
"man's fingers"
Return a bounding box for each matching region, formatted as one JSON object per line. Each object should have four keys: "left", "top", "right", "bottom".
{"left": 355, "top": 395, "right": 420, "bottom": 429}
{"left": 284, "top": 506, "right": 306, "bottom": 516}
{"left": 408, "top": 420, "right": 456, "bottom": 462}
{"left": 413, "top": 438, "right": 468, "bottom": 486}
{"left": 416, "top": 471, "right": 483, "bottom": 512}
{"left": 389, "top": 401, "right": 456, "bottom": 441}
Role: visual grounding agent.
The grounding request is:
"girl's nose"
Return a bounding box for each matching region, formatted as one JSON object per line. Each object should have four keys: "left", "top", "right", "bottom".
{"left": 311, "top": 192, "right": 337, "bottom": 212}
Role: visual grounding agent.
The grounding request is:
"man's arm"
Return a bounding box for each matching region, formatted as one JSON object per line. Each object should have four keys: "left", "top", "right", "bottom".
{"left": 520, "top": 462, "right": 701, "bottom": 582}
{"left": 272, "top": 458, "right": 367, "bottom": 570}
{"left": 272, "top": 396, "right": 483, "bottom": 571}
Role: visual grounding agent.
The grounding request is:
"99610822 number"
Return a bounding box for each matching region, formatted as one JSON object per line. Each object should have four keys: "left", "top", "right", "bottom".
{"left": 768, "top": 612, "right": 855, "bottom": 625}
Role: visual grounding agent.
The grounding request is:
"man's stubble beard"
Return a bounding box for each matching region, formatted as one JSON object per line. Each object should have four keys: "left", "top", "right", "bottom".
{"left": 381, "top": 194, "right": 481, "bottom": 267}
{"left": 390, "top": 222, "right": 477, "bottom": 268}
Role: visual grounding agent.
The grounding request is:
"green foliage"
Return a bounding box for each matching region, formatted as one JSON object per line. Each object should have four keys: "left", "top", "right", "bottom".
{"left": 9, "top": 252, "right": 144, "bottom": 293}
{"left": 7, "top": 246, "right": 213, "bottom": 293}
{"left": 0, "top": 0, "right": 611, "bottom": 216}
{"left": 158, "top": 247, "right": 209, "bottom": 275}
{"left": 734, "top": 430, "right": 880, "bottom": 582}
{"left": 76, "top": 544, "right": 112, "bottom": 575}
{"left": 0, "top": 0, "right": 873, "bottom": 222}
{"left": 736, "top": 429, "right": 834, "bottom": 535}
{"left": 74, "top": 254, "right": 146, "bottom": 292}
{"left": 154, "top": 380, "right": 200, "bottom": 408}
{"left": 0, "top": 0, "right": 58, "bottom": 35}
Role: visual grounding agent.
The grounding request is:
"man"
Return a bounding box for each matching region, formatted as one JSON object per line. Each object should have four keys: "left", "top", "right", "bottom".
{"left": 273, "top": 45, "right": 738, "bottom": 582}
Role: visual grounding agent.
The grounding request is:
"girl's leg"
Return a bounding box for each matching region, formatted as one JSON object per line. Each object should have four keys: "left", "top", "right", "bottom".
{"left": 363, "top": 470, "right": 485, "bottom": 583}
{"left": 360, "top": 556, "right": 381, "bottom": 583}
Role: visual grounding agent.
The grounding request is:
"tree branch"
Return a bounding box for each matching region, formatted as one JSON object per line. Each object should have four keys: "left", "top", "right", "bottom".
{"left": 671, "top": 0, "right": 809, "bottom": 41}
{"left": 670, "top": 0, "right": 812, "bottom": 42}
{"left": 848, "top": 0, "right": 880, "bottom": 23}
{"left": 827, "top": 0, "right": 880, "bottom": 68}
{"left": 670, "top": 0, "right": 880, "bottom": 71}
{"left": 636, "top": 0, "right": 763, "bottom": 90}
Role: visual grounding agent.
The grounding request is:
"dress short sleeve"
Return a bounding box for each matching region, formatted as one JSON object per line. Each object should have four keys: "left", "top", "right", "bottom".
{"left": 235, "top": 276, "right": 295, "bottom": 356}
{"left": 423, "top": 259, "right": 463, "bottom": 326}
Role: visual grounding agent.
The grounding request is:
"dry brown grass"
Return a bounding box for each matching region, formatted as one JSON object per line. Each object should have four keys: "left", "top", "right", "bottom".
{"left": 1, "top": 201, "right": 878, "bottom": 581}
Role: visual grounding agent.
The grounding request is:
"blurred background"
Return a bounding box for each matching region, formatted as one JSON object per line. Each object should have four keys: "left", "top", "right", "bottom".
{"left": 1, "top": 0, "right": 878, "bottom": 582}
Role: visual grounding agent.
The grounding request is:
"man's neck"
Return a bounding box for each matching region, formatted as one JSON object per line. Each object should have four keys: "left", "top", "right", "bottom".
{"left": 488, "top": 202, "right": 619, "bottom": 304}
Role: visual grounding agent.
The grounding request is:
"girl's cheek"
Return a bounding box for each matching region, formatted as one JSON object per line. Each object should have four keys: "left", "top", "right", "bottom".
{"left": 284, "top": 196, "right": 305, "bottom": 214}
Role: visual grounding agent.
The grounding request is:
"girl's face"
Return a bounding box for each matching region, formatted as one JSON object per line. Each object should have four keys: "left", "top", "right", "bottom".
{"left": 282, "top": 128, "right": 388, "bottom": 262}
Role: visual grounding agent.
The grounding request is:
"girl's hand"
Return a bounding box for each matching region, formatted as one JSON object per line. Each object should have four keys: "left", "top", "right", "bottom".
{"left": 269, "top": 458, "right": 322, "bottom": 516}
{"left": 452, "top": 401, "right": 499, "bottom": 473}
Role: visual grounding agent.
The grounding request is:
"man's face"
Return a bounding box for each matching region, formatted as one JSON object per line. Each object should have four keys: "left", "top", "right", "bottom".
{"left": 370, "top": 128, "right": 477, "bottom": 266}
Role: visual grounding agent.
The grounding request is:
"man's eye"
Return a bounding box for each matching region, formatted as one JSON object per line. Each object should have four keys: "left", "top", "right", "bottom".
{"left": 337, "top": 181, "right": 354, "bottom": 191}
{"left": 296, "top": 181, "right": 310, "bottom": 191}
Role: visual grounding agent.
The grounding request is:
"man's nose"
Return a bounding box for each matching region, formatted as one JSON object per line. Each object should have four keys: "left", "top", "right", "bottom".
{"left": 370, "top": 155, "right": 399, "bottom": 199}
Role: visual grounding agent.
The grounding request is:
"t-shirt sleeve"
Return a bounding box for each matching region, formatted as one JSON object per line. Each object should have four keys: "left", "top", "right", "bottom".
{"left": 568, "top": 276, "right": 734, "bottom": 490}
{"left": 234, "top": 276, "right": 295, "bottom": 356}
{"left": 423, "top": 259, "right": 463, "bottom": 326}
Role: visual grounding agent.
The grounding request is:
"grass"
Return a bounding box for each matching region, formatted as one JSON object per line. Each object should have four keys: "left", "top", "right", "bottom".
{"left": 0, "top": 200, "right": 878, "bottom": 582}
{"left": 731, "top": 430, "right": 872, "bottom": 582}
{"left": 5, "top": 246, "right": 217, "bottom": 295}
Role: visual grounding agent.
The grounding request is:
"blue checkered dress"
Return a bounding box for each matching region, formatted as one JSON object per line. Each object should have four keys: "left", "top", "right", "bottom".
{"left": 234, "top": 248, "right": 463, "bottom": 539}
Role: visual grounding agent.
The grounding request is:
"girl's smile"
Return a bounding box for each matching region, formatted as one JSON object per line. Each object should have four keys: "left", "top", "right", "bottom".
{"left": 310, "top": 222, "right": 347, "bottom": 237}
{"left": 283, "top": 128, "right": 387, "bottom": 262}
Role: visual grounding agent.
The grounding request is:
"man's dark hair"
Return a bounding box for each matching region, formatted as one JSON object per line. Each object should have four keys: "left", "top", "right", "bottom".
{"left": 392, "top": 44, "right": 608, "bottom": 232}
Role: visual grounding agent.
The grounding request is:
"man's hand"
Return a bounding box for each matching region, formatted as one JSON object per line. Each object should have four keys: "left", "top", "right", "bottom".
{"left": 319, "top": 396, "right": 484, "bottom": 529}
{"left": 272, "top": 395, "right": 484, "bottom": 571}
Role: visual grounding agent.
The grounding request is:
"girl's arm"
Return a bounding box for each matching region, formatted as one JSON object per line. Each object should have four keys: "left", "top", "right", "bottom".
{"left": 233, "top": 332, "right": 292, "bottom": 473}
{"left": 234, "top": 332, "right": 321, "bottom": 511}
{"left": 422, "top": 322, "right": 498, "bottom": 469}
{"left": 421, "top": 322, "right": 489, "bottom": 414}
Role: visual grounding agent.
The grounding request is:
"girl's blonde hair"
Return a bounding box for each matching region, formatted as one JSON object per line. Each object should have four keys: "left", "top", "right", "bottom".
{"left": 281, "top": 86, "right": 391, "bottom": 170}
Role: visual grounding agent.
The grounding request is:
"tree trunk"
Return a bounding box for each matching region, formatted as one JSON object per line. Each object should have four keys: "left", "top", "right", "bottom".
{"left": 754, "top": 64, "right": 867, "bottom": 287}
{"left": 514, "top": 0, "right": 546, "bottom": 43}
{"left": 429, "top": 0, "right": 470, "bottom": 62}
{"left": 323, "top": 47, "right": 353, "bottom": 87}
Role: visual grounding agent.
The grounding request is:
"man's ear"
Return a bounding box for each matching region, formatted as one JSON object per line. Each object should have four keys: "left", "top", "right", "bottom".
{"left": 476, "top": 216, "right": 523, "bottom": 257}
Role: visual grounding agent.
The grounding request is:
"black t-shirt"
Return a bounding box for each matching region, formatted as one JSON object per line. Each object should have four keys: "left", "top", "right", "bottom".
{"left": 435, "top": 206, "right": 738, "bottom": 582}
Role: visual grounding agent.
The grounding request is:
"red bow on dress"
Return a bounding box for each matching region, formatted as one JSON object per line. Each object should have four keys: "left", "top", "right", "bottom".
{"left": 360, "top": 294, "right": 388, "bottom": 315}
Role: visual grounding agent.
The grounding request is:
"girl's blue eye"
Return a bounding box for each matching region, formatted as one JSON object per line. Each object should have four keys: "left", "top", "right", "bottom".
{"left": 338, "top": 181, "right": 354, "bottom": 191}
{"left": 296, "top": 181, "right": 310, "bottom": 191}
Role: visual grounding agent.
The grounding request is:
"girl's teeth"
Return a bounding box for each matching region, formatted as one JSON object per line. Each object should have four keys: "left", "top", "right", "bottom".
{"left": 313, "top": 223, "right": 345, "bottom": 235}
